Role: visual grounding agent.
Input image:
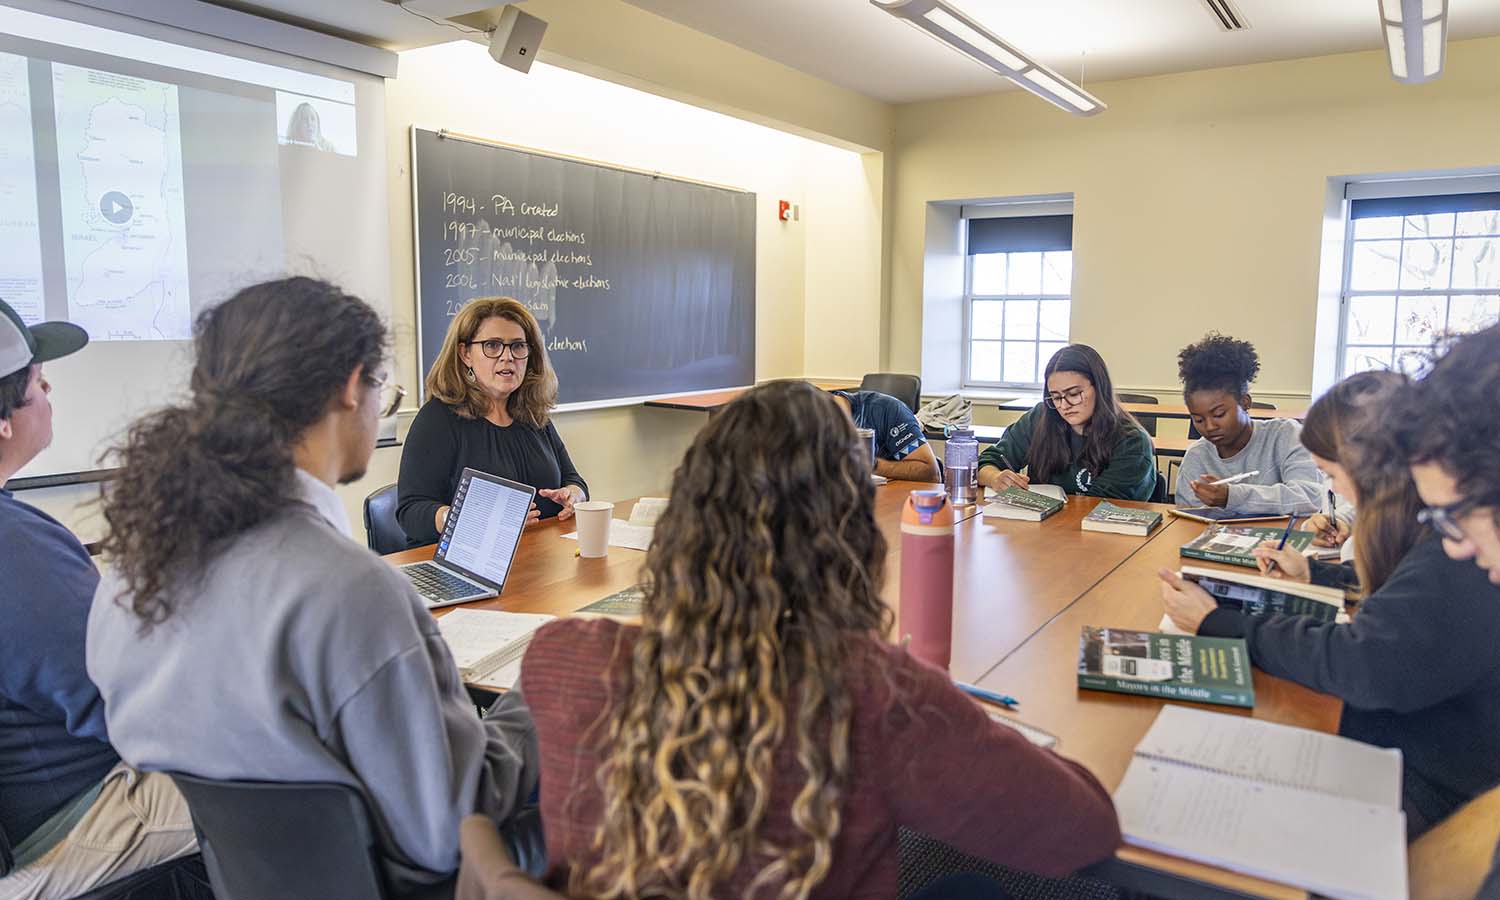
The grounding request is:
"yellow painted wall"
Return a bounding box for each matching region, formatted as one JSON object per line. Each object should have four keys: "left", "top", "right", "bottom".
{"left": 504, "top": 0, "right": 894, "bottom": 154}
{"left": 888, "top": 35, "right": 1500, "bottom": 399}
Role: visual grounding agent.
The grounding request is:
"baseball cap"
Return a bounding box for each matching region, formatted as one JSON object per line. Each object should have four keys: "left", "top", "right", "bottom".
{"left": 0, "top": 298, "right": 88, "bottom": 379}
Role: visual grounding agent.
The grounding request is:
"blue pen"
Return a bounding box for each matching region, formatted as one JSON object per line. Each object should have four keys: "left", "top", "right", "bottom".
{"left": 1265, "top": 516, "right": 1298, "bottom": 574}
{"left": 955, "top": 681, "right": 1018, "bottom": 709}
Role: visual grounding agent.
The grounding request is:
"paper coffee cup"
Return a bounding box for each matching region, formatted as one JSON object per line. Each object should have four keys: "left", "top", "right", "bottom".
{"left": 575, "top": 501, "right": 615, "bottom": 558}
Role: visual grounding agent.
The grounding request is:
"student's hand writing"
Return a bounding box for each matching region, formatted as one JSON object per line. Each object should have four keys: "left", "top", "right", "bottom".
{"left": 1189, "top": 478, "right": 1230, "bottom": 508}
{"left": 1252, "top": 541, "right": 1311, "bottom": 582}
{"left": 992, "top": 469, "right": 1031, "bottom": 491}
{"left": 1158, "top": 568, "right": 1216, "bottom": 634}
{"left": 538, "top": 486, "right": 583, "bottom": 521}
{"left": 1306, "top": 513, "right": 1351, "bottom": 548}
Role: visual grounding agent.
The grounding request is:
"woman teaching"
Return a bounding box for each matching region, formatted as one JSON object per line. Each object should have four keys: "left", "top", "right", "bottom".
{"left": 397, "top": 297, "right": 588, "bottom": 545}
{"left": 976, "top": 343, "right": 1157, "bottom": 500}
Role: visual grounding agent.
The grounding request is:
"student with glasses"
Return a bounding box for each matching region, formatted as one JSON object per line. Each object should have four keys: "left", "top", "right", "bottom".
{"left": 976, "top": 344, "right": 1157, "bottom": 500}
{"left": 1159, "top": 369, "right": 1500, "bottom": 841}
{"left": 1384, "top": 324, "right": 1500, "bottom": 900}
{"left": 397, "top": 297, "right": 588, "bottom": 546}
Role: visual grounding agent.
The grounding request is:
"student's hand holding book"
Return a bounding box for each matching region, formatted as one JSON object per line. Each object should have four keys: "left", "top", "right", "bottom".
{"left": 1306, "top": 513, "right": 1351, "bottom": 548}
{"left": 1157, "top": 568, "right": 1216, "bottom": 633}
{"left": 1251, "top": 542, "right": 1311, "bottom": 582}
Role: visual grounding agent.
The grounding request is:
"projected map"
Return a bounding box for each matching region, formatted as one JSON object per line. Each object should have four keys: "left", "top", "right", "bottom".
{"left": 0, "top": 51, "right": 45, "bottom": 325}
{"left": 53, "top": 62, "right": 191, "bottom": 340}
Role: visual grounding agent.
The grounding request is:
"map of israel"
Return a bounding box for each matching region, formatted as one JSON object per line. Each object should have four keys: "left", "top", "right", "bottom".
{"left": 53, "top": 62, "right": 191, "bottom": 340}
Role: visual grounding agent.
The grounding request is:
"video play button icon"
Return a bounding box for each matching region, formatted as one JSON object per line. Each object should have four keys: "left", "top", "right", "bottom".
{"left": 99, "top": 191, "right": 133, "bottom": 225}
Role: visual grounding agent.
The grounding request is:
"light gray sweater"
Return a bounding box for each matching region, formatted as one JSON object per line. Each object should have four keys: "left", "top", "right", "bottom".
{"left": 1173, "top": 417, "right": 1323, "bottom": 515}
{"left": 86, "top": 488, "right": 537, "bottom": 886}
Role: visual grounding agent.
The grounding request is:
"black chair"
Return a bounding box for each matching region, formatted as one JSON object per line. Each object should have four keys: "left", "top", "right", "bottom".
{"left": 168, "top": 773, "right": 544, "bottom": 900}
{"left": 363, "top": 483, "right": 408, "bottom": 556}
{"left": 1150, "top": 472, "right": 1169, "bottom": 504}
{"left": 1, "top": 815, "right": 211, "bottom": 900}
{"left": 859, "top": 373, "right": 922, "bottom": 414}
{"left": 1186, "top": 399, "right": 1276, "bottom": 440}
{"left": 1116, "top": 392, "right": 1158, "bottom": 437}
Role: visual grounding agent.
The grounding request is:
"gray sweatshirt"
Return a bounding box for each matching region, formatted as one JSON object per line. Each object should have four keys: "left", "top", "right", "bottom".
{"left": 1173, "top": 417, "right": 1322, "bottom": 515}
{"left": 85, "top": 473, "right": 537, "bottom": 886}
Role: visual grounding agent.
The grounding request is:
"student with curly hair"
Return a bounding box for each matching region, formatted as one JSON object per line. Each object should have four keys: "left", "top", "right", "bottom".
{"left": 1172, "top": 332, "right": 1323, "bottom": 514}
{"left": 517, "top": 380, "right": 1120, "bottom": 899}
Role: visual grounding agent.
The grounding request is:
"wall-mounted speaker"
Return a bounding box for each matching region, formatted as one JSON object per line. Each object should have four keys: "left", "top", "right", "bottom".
{"left": 488, "top": 5, "right": 546, "bottom": 74}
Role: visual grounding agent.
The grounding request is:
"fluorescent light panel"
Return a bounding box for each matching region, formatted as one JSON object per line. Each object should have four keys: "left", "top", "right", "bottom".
{"left": 872, "top": 0, "right": 1105, "bottom": 116}
{"left": 1379, "top": 0, "right": 1447, "bottom": 84}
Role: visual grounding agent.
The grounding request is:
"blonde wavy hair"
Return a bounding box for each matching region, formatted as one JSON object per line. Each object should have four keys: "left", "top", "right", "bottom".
{"left": 425, "top": 297, "right": 556, "bottom": 427}
{"left": 573, "top": 381, "right": 893, "bottom": 900}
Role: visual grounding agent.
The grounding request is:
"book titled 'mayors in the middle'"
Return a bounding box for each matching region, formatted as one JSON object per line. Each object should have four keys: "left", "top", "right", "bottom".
{"left": 1077, "top": 626, "right": 1255, "bottom": 708}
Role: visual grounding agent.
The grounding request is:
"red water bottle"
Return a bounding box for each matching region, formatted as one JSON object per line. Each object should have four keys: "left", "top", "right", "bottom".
{"left": 899, "top": 489, "right": 955, "bottom": 669}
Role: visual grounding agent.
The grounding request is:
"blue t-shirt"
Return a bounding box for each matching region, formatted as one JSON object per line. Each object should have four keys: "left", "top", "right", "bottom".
{"left": 0, "top": 489, "right": 116, "bottom": 844}
{"left": 836, "top": 391, "right": 927, "bottom": 462}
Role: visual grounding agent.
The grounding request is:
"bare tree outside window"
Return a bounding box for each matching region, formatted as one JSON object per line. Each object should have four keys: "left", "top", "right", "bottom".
{"left": 1341, "top": 207, "right": 1500, "bottom": 378}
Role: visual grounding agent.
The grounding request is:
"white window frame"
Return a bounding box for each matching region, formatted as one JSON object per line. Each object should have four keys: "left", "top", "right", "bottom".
{"left": 1337, "top": 177, "right": 1500, "bottom": 380}
{"left": 960, "top": 200, "right": 1074, "bottom": 391}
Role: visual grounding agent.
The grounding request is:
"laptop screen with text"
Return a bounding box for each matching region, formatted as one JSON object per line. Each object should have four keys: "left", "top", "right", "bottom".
{"left": 436, "top": 469, "right": 535, "bottom": 589}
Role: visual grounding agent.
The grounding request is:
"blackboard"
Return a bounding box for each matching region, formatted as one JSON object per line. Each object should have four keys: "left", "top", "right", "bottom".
{"left": 410, "top": 127, "right": 756, "bottom": 406}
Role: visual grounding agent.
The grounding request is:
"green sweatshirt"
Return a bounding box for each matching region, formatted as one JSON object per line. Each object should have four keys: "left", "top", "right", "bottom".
{"left": 977, "top": 403, "right": 1157, "bottom": 501}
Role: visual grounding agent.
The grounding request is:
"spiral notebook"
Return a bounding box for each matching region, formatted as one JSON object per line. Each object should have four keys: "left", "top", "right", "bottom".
{"left": 1114, "top": 706, "right": 1406, "bottom": 900}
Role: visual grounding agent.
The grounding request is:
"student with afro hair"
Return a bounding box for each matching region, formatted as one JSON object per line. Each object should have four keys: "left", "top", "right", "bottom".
{"left": 1172, "top": 333, "right": 1322, "bottom": 515}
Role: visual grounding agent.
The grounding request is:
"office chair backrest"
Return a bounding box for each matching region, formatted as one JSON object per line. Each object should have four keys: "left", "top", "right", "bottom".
{"left": 1116, "top": 392, "right": 1159, "bottom": 437}
{"left": 1151, "top": 472, "right": 1169, "bottom": 504}
{"left": 363, "top": 484, "right": 407, "bottom": 556}
{"left": 858, "top": 373, "right": 922, "bottom": 414}
{"left": 169, "top": 774, "right": 393, "bottom": 900}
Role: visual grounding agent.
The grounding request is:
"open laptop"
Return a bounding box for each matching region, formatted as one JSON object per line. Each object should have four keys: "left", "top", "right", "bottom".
{"left": 400, "top": 468, "right": 536, "bottom": 609}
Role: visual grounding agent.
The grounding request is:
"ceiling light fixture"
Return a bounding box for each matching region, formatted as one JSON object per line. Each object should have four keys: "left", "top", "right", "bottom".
{"left": 871, "top": 0, "right": 1105, "bottom": 116}
{"left": 1379, "top": 0, "right": 1448, "bottom": 83}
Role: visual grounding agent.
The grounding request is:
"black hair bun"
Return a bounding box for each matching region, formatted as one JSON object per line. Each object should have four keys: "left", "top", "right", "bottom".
{"left": 1178, "top": 332, "right": 1260, "bottom": 397}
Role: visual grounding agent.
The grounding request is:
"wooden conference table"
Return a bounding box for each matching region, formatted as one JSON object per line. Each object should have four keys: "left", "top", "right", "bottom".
{"left": 385, "top": 482, "right": 1338, "bottom": 899}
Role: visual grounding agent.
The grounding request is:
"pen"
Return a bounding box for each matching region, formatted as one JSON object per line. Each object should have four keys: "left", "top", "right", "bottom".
{"left": 1265, "top": 516, "right": 1298, "bottom": 574}
{"left": 955, "top": 680, "right": 1018, "bottom": 709}
{"left": 1208, "top": 470, "right": 1260, "bottom": 486}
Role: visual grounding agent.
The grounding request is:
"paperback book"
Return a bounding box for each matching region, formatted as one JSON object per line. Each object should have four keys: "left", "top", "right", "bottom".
{"left": 1081, "top": 502, "right": 1163, "bottom": 536}
{"left": 1179, "top": 524, "right": 1316, "bottom": 568}
{"left": 982, "top": 486, "right": 1066, "bottom": 522}
{"left": 1077, "top": 626, "right": 1254, "bottom": 708}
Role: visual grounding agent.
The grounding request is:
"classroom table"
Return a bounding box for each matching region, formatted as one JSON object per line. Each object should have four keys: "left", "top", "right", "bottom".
{"left": 977, "top": 513, "right": 1341, "bottom": 900}
{"left": 385, "top": 487, "right": 1345, "bottom": 899}
{"left": 643, "top": 381, "right": 851, "bottom": 414}
{"left": 998, "top": 398, "right": 1308, "bottom": 422}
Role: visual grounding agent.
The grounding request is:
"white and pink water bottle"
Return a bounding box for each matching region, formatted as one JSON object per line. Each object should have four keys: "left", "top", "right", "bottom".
{"left": 899, "top": 489, "right": 956, "bottom": 669}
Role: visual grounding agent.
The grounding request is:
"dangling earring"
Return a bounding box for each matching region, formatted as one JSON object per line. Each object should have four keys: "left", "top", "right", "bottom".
{"left": 465, "top": 366, "right": 475, "bottom": 380}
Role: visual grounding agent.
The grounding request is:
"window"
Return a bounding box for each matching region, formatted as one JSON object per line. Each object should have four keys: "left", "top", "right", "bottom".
{"left": 963, "top": 213, "right": 1074, "bottom": 389}
{"left": 1341, "top": 192, "right": 1500, "bottom": 377}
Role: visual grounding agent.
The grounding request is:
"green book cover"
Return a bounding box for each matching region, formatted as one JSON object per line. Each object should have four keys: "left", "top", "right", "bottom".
{"left": 1077, "top": 626, "right": 1255, "bottom": 708}
{"left": 995, "top": 486, "right": 1065, "bottom": 515}
{"left": 1179, "top": 525, "right": 1316, "bottom": 569}
{"left": 1082, "top": 502, "right": 1163, "bottom": 535}
{"left": 576, "top": 586, "right": 644, "bottom": 617}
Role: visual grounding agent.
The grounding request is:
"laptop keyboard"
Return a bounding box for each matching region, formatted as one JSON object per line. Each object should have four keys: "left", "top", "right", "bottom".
{"left": 402, "top": 562, "right": 487, "bottom": 605}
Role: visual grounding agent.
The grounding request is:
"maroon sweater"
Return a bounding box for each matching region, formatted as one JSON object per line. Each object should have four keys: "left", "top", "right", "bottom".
{"left": 519, "top": 618, "right": 1121, "bottom": 898}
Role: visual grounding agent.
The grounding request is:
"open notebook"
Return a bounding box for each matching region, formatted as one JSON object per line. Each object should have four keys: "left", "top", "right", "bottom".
{"left": 436, "top": 609, "right": 555, "bottom": 688}
{"left": 1114, "top": 706, "right": 1406, "bottom": 900}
